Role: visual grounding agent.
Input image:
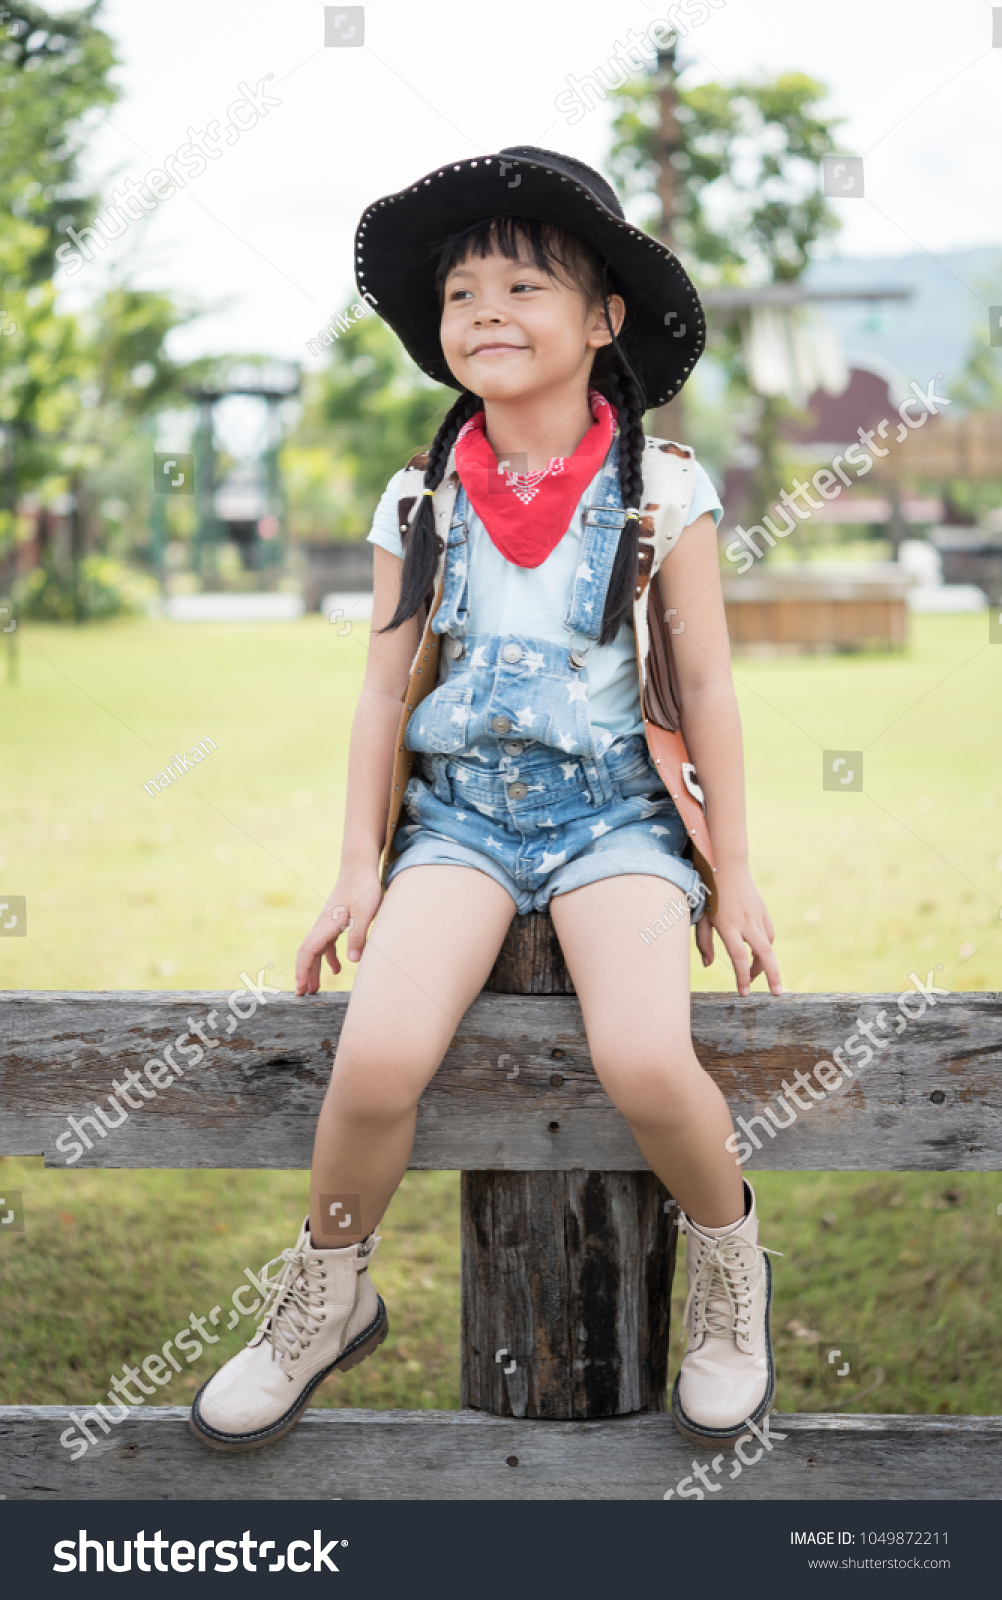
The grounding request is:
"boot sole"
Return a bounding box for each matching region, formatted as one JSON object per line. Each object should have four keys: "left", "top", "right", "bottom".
{"left": 671, "top": 1255, "right": 776, "bottom": 1445}
{"left": 187, "top": 1295, "right": 389, "bottom": 1453}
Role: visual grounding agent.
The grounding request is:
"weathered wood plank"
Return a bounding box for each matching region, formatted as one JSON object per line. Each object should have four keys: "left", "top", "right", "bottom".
{"left": 2, "top": 1407, "right": 998, "bottom": 1501}
{"left": 2, "top": 991, "right": 999, "bottom": 1171}
{"left": 460, "top": 1172, "right": 675, "bottom": 1418}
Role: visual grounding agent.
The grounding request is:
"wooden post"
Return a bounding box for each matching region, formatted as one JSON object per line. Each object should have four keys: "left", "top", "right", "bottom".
{"left": 460, "top": 912, "right": 677, "bottom": 1420}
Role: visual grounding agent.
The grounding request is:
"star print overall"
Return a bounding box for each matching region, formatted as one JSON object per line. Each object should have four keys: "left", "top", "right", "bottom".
{"left": 384, "top": 435, "right": 707, "bottom": 919}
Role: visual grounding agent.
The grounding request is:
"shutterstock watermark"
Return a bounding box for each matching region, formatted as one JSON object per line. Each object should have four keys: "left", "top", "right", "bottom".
{"left": 53, "top": 1528, "right": 345, "bottom": 1574}
{"left": 0, "top": 895, "right": 26, "bottom": 936}
{"left": 556, "top": 3, "right": 726, "bottom": 126}
{"left": 664, "top": 1411, "right": 786, "bottom": 1498}
{"left": 724, "top": 376, "right": 952, "bottom": 575}
{"left": 143, "top": 737, "right": 217, "bottom": 796}
{"left": 55, "top": 77, "right": 281, "bottom": 279}
{"left": 724, "top": 970, "right": 949, "bottom": 1164}
{"left": 640, "top": 886, "right": 702, "bottom": 943}
{"left": 305, "top": 291, "right": 378, "bottom": 355}
{"left": 59, "top": 1266, "right": 269, "bottom": 1462}
{"left": 54, "top": 966, "right": 282, "bottom": 1165}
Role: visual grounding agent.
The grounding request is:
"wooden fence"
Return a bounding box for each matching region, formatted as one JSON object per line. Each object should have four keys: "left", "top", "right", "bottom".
{"left": 1, "top": 926, "right": 1000, "bottom": 1500}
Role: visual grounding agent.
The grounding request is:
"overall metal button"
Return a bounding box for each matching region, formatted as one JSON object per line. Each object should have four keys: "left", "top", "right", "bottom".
{"left": 445, "top": 636, "right": 465, "bottom": 659}
{"left": 503, "top": 740, "right": 524, "bottom": 755}
{"left": 501, "top": 642, "right": 523, "bottom": 664}
{"left": 491, "top": 715, "right": 512, "bottom": 734}
{"left": 507, "top": 781, "right": 529, "bottom": 800}
{"left": 569, "top": 648, "right": 588, "bottom": 670}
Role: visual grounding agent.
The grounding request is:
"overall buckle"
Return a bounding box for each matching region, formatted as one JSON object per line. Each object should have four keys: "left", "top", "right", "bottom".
{"left": 581, "top": 504, "right": 630, "bottom": 530}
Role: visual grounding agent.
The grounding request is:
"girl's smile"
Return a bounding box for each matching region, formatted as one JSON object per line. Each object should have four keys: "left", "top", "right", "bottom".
{"left": 468, "top": 341, "right": 529, "bottom": 357}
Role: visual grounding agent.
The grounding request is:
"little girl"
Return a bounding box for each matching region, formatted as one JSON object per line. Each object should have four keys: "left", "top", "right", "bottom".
{"left": 189, "top": 145, "right": 783, "bottom": 1455}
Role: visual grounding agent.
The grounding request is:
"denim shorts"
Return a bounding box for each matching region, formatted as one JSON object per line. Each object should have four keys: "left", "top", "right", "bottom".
{"left": 385, "top": 732, "right": 706, "bottom": 919}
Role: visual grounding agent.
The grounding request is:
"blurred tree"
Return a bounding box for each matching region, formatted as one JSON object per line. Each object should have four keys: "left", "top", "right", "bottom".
{"left": 931, "top": 282, "right": 1002, "bottom": 524}
{"left": 609, "top": 70, "right": 843, "bottom": 284}
{"left": 0, "top": 1, "right": 118, "bottom": 285}
{"left": 286, "top": 314, "right": 454, "bottom": 538}
{"left": 84, "top": 287, "right": 204, "bottom": 416}
{"left": 0, "top": 0, "right": 119, "bottom": 583}
{"left": 4, "top": 283, "right": 205, "bottom": 617}
{"left": 66, "top": 289, "right": 210, "bottom": 563}
{"left": 609, "top": 67, "right": 844, "bottom": 530}
{"left": 949, "top": 283, "right": 1002, "bottom": 416}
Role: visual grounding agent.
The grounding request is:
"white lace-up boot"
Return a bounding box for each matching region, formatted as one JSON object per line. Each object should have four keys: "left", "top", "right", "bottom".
{"left": 189, "top": 1218, "right": 387, "bottom": 1451}
{"left": 672, "top": 1180, "right": 780, "bottom": 1443}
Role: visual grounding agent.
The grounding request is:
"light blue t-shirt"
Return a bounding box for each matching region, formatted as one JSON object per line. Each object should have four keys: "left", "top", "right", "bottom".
{"left": 366, "top": 455, "right": 722, "bottom": 739}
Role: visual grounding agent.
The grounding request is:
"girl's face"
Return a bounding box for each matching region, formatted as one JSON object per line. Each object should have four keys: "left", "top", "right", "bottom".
{"left": 439, "top": 244, "right": 625, "bottom": 402}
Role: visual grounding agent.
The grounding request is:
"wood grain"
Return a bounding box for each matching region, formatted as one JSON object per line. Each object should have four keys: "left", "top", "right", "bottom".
{"left": 2, "top": 989, "right": 999, "bottom": 1171}
{"left": 483, "top": 910, "right": 576, "bottom": 996}
{"left": 460, "top": 1171, "right": 675, "bottom": 1419}
{"left": 3, "top": 1407, "right": 998, "bottom": 1501}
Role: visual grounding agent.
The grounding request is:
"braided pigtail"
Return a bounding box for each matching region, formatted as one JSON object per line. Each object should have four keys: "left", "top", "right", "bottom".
{"left": 592, "top": 266, "right": 649, "bottom": 647}
{"left": 377, "top": 388, "right": 483, "bottom": 634}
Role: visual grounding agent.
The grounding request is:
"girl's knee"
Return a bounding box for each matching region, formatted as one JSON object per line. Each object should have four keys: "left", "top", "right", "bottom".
{"left": 328, "top": 1037, "right": 431, "bottom": 1122}
{"left": 593, "top": 1048, "right": 709, "bottom": 1126}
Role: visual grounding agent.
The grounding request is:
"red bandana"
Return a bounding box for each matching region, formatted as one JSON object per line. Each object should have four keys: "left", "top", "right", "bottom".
{"left": 453, "top": 388, "right": 618, "bottom": 568}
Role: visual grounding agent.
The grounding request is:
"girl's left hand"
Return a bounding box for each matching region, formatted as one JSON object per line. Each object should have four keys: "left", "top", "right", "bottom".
{"left": 695, "top": 865, "right": 782, "bottom": 997}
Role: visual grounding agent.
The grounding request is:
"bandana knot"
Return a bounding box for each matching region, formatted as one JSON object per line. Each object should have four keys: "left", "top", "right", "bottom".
{"left": 453, "top": 388, "right": 618, "bottom": 568}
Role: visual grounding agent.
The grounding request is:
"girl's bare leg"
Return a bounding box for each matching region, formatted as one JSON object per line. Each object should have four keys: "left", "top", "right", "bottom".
{"left": 549, "top": 873, "right": 745, "bottom": 1227}
{"left": 308, "top": 864, "right": 516, "bottom": 1246}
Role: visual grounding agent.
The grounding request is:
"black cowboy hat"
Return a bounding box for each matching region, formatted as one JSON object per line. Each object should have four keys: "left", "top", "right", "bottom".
{"left": 353, "top": 144, "right": 705, "bottom": 411}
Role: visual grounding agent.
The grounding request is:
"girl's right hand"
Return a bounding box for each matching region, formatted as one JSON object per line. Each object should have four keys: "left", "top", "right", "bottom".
{"left": 295, "top": 871, "right": 383, "bottom": 995}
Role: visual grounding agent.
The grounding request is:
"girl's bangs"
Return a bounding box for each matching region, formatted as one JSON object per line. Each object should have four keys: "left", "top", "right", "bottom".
{"left": 432, "top": 216, "right": 604, "bottom": 306}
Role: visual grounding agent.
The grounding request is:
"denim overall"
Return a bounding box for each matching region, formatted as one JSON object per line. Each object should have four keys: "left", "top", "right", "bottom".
{"left": 385, "top": 434, "right": 706, "bottom": 918}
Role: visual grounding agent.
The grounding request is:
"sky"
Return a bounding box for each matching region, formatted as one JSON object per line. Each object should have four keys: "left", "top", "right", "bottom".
{"left": 60, "top": 0, "right": 1002, "bottom": 369}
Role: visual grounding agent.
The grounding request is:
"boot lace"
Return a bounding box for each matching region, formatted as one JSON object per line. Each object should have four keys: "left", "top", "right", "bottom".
{"left": 678, "top": 1215, "right": 783, "bottom": 1346}
{"left": 252, "top": 1245, "right": 329, "bottom": 1376}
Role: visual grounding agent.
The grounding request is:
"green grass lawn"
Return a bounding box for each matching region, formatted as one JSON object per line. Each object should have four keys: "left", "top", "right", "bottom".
{"left": 1, "top": 1160, "right": 998, "bottom": 1417}
{"left": 2, "top": 612, "right": 999, "bottom": 994}
{"left": 1, "top": 612, "right": 1000, "bottom": 1417}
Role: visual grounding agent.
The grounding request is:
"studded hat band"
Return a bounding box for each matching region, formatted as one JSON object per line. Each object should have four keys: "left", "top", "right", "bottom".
{"left": 353, "top": 145, "right": 705, "bottom": 412}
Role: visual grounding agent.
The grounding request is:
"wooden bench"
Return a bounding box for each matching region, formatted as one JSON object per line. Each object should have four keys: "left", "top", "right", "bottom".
{"left": 2, "top": 914, "right": 1000, "bottom": 1500}
{"left": 722, "top": 571, "right": 912, "bottom": 653}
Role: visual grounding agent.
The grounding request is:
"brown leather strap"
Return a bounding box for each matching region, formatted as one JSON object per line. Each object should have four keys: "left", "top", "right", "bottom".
{"left": 643, "top": 722, "right": 718, "bottom": 917}
{"left": 641, "top": 577, "right": 683, "bottom": 732}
